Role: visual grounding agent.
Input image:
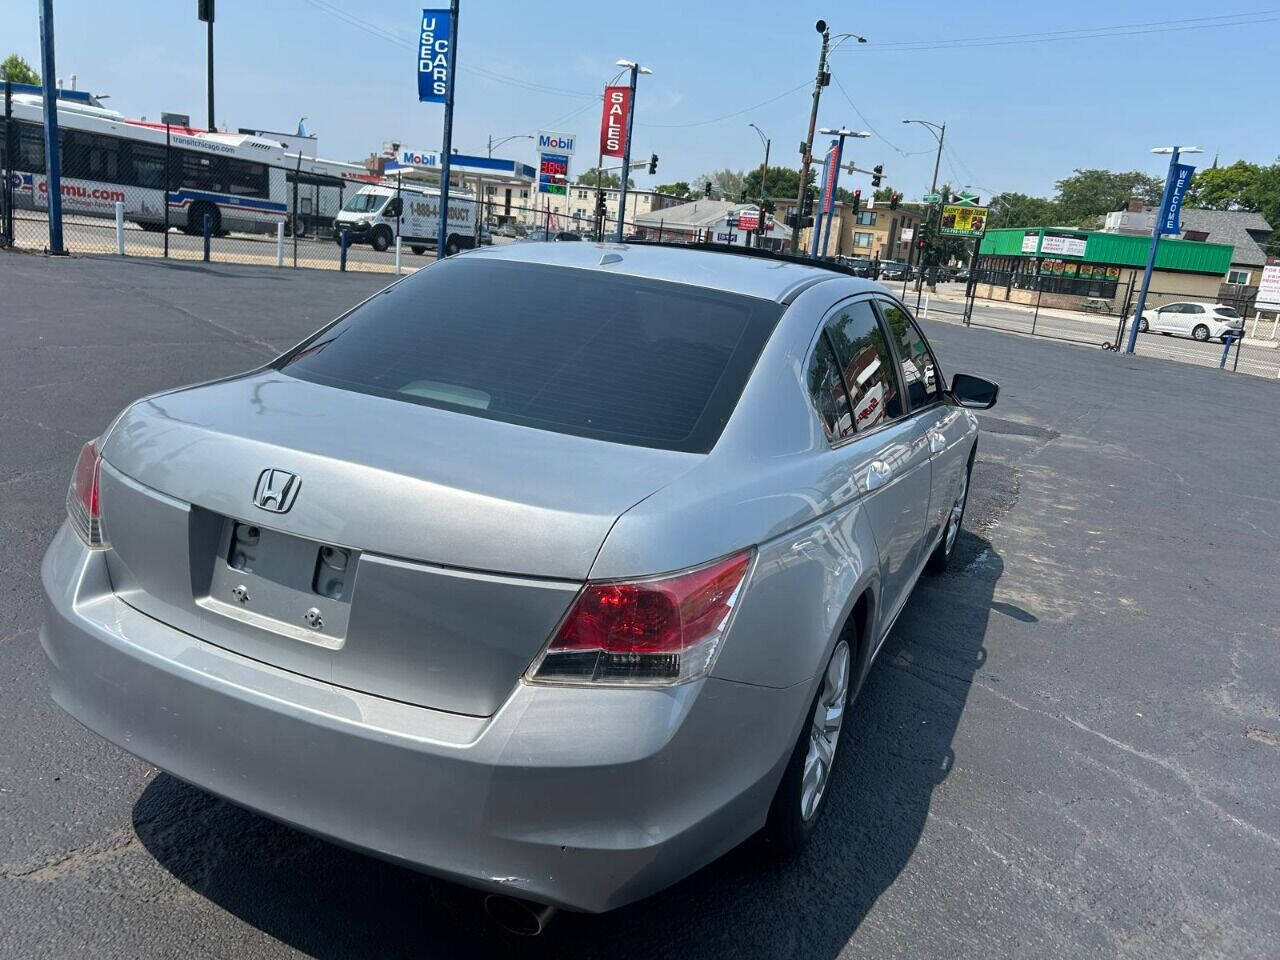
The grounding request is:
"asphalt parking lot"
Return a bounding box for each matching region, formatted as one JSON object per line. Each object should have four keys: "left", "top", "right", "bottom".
{"left": 2, "top": 251, "right": 1278, "bottom": 959}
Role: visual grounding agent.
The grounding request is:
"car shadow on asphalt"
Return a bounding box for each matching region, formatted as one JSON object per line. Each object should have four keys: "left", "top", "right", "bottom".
{"left": 132, "top": 530, "right": 1001, "bottom": 960}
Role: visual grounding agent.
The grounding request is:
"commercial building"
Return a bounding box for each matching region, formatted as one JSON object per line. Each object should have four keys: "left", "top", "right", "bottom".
{"left": 631, "top": 198, "right": 790, "bottom": 248}
{"left": 525, "top": 183, "right": 688, "bottom": 232}
{"left": 1104, "top": 201, "right": 1273, "bottom": 289}
{"left": 975, "top": 227, "right": 1236, "bottom": 311}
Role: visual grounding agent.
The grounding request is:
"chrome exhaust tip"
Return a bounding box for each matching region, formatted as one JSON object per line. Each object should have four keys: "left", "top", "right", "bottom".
{"left": 483, "top": 894, "right": 558, "bottom": 936}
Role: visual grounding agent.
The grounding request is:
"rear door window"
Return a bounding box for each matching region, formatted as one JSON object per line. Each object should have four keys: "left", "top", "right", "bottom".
{"left": 279, "top": 258, "right": 783, "bottom": 453}
{"left": 878, "top": 300, "right": 942, "bottom": 409}
{"left": 807, "top": 336, "right": 854, "bottom": 440}
{"left": 822, "top": 300, "right": 903, "bottom": 432}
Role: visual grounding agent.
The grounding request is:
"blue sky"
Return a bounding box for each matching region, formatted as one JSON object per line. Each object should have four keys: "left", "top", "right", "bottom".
{"left": 10, "top": 1, "right": 1279, "bottom": 201}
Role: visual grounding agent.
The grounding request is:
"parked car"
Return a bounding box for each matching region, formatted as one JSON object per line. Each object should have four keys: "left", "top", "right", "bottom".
{"left": 880, "top": 260, "right": 907, "bottom": 281}
{"left": 42, "top": 242, "right": 997, "bottom": 929}
{"left": 521, "top": 228, "right": 582, "bottom": 242}
{"left": 843, "top": 256, "right": 874, "bottom": 278}
{"left": 1130, "top": 302, "right": 1245, "bottom": 342}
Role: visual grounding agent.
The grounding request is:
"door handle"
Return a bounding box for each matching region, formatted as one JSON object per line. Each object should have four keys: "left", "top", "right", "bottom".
{"left": 929, "top": 431, "right": 946, "bottom": 455}
{"left": 865, "top": 460, "right": 892, "bottom": 491}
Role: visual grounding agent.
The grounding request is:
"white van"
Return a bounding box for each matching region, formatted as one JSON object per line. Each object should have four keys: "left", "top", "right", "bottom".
{"left": 333, "top": 182, "right": 477, "bottom": 256}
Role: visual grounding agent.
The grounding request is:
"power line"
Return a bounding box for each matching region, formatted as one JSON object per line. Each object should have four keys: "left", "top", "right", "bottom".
{"left": 837, "top": 11, "right": 1279, "bottom": 52}
{"left": 830, "top": 76, "right": 910, "bottom": 156}
{"left": 634, "top": 80, "right": 811, "bottom": 129}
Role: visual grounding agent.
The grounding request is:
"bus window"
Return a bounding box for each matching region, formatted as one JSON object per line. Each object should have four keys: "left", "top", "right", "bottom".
{"left": 130, "top": 142, "right": 166, "bottom": 189}
{"left": 16, "top": 122, "right": 45, "bottom": 172}
{"left": 226, "top": 158, "right": 268, "bottom": 196}
{"left": 179, "top": 151, "right": 228, "bottom": 193}
{"left": 85, "top": 134, "right": 121, "bottom": 182}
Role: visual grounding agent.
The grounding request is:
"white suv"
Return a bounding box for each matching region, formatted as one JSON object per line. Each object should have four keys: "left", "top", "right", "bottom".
{"left": 1132, "top": 302, "right": 1245, "bottom": 342}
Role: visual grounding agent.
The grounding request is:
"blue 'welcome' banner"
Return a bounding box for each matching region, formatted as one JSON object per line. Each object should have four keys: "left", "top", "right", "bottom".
{"left": 1158, "top": 162, "right": 1195, "bottom": 235}
{"left": 418, "top": 9, "right": 452, "bottom": 103}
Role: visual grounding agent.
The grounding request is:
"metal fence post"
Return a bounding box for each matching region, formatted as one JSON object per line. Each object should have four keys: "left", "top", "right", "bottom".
{"left": 38, "top": 0, "right": 66, "bottom": 255}
{"left": 1, "top": 80, "right": 13, "bottom": 247}
{"left": 115, "top": 201, "right": 125, "bottom": 255}
{"left": 276, "top": 220, "right": 284, "bottom": 266}
{"left": 202, "top": 213, "right": 211, "bottom": 261}
{"left": 339, "top": 229, "right": 348, "bottom": 271}
{"left": 292, "top": 152, "right": 301, "bottom": 268}
{"left": 163, "top": 124, "right": 171, "bottom": 258}
{"left": 395, "top": 235, "right": 402, "bottom": 276}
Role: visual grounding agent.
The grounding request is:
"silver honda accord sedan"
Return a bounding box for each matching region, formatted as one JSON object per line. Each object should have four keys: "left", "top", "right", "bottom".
{"left": 41, "top": 241, "right": 997, "bottom": 922}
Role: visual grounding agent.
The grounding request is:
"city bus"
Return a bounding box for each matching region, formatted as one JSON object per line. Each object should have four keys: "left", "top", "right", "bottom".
{"left": 3, "top": 92, "right": 312, "bottom": 236}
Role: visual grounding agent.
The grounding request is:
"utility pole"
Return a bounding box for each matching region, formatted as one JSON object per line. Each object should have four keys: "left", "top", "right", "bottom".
{"left": 748, "top": 123, "right": 770, "bottom": 250}
{"left": 198, "top": 0, "right": 215, "bottom": 131}
{"left": 903, "top": 118, "right": 945, "bottom": 291}
{"left": 38, "top": 0, "right": 64, "bottom": 254}
{"left": 791, "top": 20, "right": 830, "bottom": 254}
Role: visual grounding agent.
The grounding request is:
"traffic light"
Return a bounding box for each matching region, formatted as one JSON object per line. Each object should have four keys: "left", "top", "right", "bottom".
{"left": 740, "top": 189, "right": 748, "bottom": 203}
{"left": 801, "top": 189, "right": 814, "bottom": 218}
{"left": 871, "top": 164, "right": 883, "bottom": 188}
{"left": 850, "top": 189, "right": 861, "bottom": 215}
{"left": 704, "top": 181, "right": 712, "bottom": 198}
{"left": 889, "top": 192, "right": 901, "bottom": 210}
{"left": 595, "top": 191, "right": 607, "bottom": 218}
{"left": 648, "top": 153, "right": 658, "bottom": 175}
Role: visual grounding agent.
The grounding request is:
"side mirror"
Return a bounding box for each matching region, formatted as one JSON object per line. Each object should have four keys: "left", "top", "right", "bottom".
{"left": 951, "top": 373, "right": 999, "bottom": 409}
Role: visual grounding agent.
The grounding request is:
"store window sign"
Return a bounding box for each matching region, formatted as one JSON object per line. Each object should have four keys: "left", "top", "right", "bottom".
{"left": 1040, "top": 232, "right": 1087, "bottom": 257}
{"left": 1021, "top": 231, "right": 1039, "bottom": 254}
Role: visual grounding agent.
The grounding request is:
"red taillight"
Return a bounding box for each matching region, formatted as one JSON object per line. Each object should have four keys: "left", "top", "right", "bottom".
{"left": 66, "top": 440, "right": 107, "bottom": 547}
{"left": 527, "top": 549, "right": 755, "bottom": 686}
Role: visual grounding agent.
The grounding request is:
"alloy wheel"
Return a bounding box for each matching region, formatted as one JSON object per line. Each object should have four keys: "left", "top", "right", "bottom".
{"left": 801, "top": 640, "right": 850, "bottom": 821}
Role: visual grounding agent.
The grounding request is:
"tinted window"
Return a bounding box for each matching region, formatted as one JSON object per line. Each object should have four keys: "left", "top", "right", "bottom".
{"left": 824, "top": 300, "right": 902, "bottom": 432}
{"left": 17, "top": 122, "right": 45, "bottom": 172}
{"left": 279, "top": 259, "right": 783, "bottom": 453}
{"left": 131, "top": 142, "right": 167, "bottom": 189}
{"left": 879, "top": 301, "right": 942, "bottom": 408}
{"left": 226, "top": 158, "right": 268, "bottom": 196}
{"left": 807, "top": 336, "right": 854, "bottom": 440}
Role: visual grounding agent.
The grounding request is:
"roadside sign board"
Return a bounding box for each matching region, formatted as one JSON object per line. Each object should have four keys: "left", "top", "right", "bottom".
{"left": 939, "top": 204, "right": 988, "bottom": 238}
{"left": 1258, "top": 262, "right": 1280, "bottom": 308}
{"left": 737, "top": 211, "right": 759, "bottom": 231}
{"left": 1040, "top": 231, "right": 1087, "bottom": 257}
{"left": 901, "top": 228, "right": 914, "bottom": 242}
{"left": 417, "top": 8, "right": 453, "bottom": 103}
{"left": 923, "top": 193, "right": 942, "bottom": 204}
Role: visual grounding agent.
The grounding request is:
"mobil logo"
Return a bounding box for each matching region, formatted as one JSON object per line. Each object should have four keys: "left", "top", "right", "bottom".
{"left": 537, "top": 130, "right": 576, "bottom": 156}
{"left": 400, "top": 150, "right": 439, "bottom": 167}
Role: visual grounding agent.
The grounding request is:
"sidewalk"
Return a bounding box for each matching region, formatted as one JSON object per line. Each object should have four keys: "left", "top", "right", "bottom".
{"left": 921, "top": 284, "right": 1280, "bottom": 350}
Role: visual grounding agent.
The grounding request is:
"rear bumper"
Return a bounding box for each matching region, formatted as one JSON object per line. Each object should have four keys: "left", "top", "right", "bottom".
{"left": 40, "top": 524, "right": 806, "bottom": 912}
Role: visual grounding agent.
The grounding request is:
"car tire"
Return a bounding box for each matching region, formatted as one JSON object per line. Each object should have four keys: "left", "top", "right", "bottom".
{"left": 410, "top": 245, "right": 426, "bottom": 256}
{"left": 445, "top": 234, "right": 461, "bottom": 256}
{"left": 370, "top": 226, "right": 393, "bottom": 253}
{"left": 926, "top": 449, "right": 973, "bottom": 575}
{"left": 1192, "top": 324, "right": 1210, "bottom": 341}
{"left": 1138, "top": 317, "right": 1149, "bottom": 333}
{"left": 761, "top": 638, "right": 853, "bottom": 857}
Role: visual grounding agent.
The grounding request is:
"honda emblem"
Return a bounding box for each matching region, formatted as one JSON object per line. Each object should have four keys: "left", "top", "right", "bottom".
{"left": 252, "top": 469, "right": 300, "bottom": 514}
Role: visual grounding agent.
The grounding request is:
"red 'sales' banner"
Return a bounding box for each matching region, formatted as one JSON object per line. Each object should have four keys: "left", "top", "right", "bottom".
{"left": 600, "top": 85, "right": 631, "bottom": 158}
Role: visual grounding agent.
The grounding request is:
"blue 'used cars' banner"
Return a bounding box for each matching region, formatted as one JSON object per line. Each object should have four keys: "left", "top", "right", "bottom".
{"left": 1158, "top": 162, "right": 1195, "bottom": 235}
{"left": 417, "top": 9, "right": 452, "bottom": 103}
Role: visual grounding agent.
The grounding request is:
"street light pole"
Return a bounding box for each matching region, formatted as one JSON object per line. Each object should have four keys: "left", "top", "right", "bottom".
{"left": 903, "top": 118, "right": 945, "bottom": 291}
{"left": 749, "top": 123, "right": 770, "bottom": 250}
{"left": 816, "top": 127, "right": 870, "bottom": 259}
{"left": 613, "top": 59, "right": 650, "bottom": 243}
{"left": 1125, "top": 145, "right": 1202, "bottom": 354}
{"left": 197, "top": 0, "right": 215, "bottom": 131}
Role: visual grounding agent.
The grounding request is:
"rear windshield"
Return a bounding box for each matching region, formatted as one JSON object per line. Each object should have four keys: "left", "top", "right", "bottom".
{"left": 278, "top": 258, "right": 783, "bottom": 452}
{"left": 1215, "top": 306, "right": 1241, "bottom": 318}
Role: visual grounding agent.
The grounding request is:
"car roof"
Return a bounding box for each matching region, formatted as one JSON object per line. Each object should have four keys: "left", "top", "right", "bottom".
{"left": 464, "top": 240, "right": 880, "bottom": 303}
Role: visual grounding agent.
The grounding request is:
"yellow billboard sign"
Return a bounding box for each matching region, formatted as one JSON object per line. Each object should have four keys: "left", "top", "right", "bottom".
{"left": 939, "top": 204, "right": 988, "bottom": 238}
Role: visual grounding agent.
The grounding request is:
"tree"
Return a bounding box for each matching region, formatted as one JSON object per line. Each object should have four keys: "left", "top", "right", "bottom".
{"left": 1, "top": 53, "right": 40, "bottom": 85}
{"left": 654, "top": 181, "right": 691, "bottom": 199}
{"left": 987, "top": 192, "right": 1062, "bottom": 230}
{"left": 1054, "top": 169, "right": 1163, "bottom": 226}
{"left": 575, "top": 169, "right": 632, "bottom": 189}
{"left": 741, "top": 165, "right": 816, "bottom": 201}
{"left": 692, "top": 168, "right": 747, "bottom": 200}
{"left": 1188, "top": 160, "right": 1263, "bottom": 211}
{"left": 872, "top": 186, "right": 895, "bottom": 203}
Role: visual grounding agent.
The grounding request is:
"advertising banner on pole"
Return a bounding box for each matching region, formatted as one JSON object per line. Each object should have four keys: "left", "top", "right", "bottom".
{"left": 600, "top": 86, "right": 631, "bottom": 158}
{"left": 1158, "top": 162, "right": 1195, "bottom": 235}
{"left": 417, "top": 9, "right": 452, "bottom": 103}
{"left": 820, "top": 141, "right": 839, "bottom": 215}
{"left": 939, "top": 204, "right": 988, "bottom": 238}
